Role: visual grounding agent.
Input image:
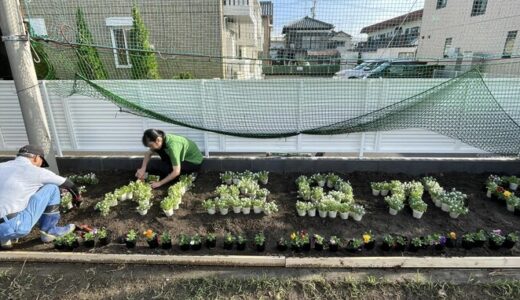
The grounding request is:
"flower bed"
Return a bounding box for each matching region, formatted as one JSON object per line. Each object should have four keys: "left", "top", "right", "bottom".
{"left": 7, "top": 171, "right": 520, "bottom": 257}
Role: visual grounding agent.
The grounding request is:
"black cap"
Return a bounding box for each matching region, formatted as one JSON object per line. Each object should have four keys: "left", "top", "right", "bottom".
{"left": 17, "top": 145, "right": 49, "bottom": 168}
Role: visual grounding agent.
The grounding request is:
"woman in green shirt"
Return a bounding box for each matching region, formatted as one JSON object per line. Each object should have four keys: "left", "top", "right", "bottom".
{"left": 135, "top": 129, "right": 204, "bottom": 189}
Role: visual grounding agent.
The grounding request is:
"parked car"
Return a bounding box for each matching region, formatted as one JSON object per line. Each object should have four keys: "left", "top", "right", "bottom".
{"left": 334, "top": 60, "right": 389, "bottom": 79}
{"left": 335, "top": 60, "right": 444, "bottom": 79}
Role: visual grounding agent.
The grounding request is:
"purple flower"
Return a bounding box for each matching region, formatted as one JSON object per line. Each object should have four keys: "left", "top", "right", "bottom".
{"left": 439, "top": 235, "right": 447, "bottom": 245}
{"left": 492, "top": 229, "right": 502, "bottom": 235}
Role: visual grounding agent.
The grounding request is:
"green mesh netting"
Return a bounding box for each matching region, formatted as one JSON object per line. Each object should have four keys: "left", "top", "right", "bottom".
{"left": 21, "top": 0, "right": 520, "bottom": 154}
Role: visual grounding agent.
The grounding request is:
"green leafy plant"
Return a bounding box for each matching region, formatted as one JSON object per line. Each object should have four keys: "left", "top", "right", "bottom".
{"left": 254, "top": 233, "right": 265, "bottom": 246}
{"left": 126, "top": 230, "right": 137, "bottom": 242}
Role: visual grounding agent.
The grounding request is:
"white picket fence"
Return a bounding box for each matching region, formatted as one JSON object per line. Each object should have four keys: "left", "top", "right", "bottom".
{"left": 1, "top": 78, "right": 519, "bottom": 156}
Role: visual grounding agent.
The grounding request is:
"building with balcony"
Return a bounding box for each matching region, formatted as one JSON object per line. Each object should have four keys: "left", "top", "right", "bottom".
{"left": 357, "top": 9, "right": 422, "bottom": 59}
{"left": 24, "top": 0, "right": 266, "bottom": 79}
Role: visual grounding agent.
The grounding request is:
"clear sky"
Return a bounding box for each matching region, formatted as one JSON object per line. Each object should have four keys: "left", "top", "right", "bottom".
{"left": 269, "top": 0, "right": 425, "bottom": 40}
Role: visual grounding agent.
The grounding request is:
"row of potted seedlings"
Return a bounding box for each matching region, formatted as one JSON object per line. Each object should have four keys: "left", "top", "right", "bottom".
{"left": 93, "top": 174, "right": 196, "bottom": 217}
{"left": 68, "top": 172, "right": 99, "bottom": 185}
{"left": 159, "top": 174, "right": 196, "bottom": 216}
{"left": 485, "top": 175, "right": 520, "bottom": 214}
{"left": 54, "top": 227, "right": 518, "bottom": 253}
{"left": 422, "top": 177, "right": 469, "bottom": 219}
{"left": 53, "top": 227, "right": 110, "bottom": 250}
{"left": 295, "top": 174, "right": 366, "bottom": 221}
{"left": 202, "top": 171, "right": 279, "bottom": 216}
{"left": 372, "top": 180, "right": 428, "bottom": 219}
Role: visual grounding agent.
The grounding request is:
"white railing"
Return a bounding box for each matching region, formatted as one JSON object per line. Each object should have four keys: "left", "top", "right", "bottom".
{"left": 5, "top": 78, "right": 519, "bottom": 156}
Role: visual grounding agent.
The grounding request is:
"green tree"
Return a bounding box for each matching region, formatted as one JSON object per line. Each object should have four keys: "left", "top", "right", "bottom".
{"left": 130, "top": 4, "right": 160, "bottom": 79}
{"left": 76, "top": 8, "right": 108, "bottom": 80}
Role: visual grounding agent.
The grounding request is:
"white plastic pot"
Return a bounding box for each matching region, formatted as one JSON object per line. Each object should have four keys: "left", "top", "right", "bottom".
{"left": 412, "top": 210, "right": 424, "bottom": 219}
{"left": 233, "top": 207, "right": 242, "bottom": 214}
{"left": 352, "top": 214, "right": 363, "bottom": 222}
{"left": 307, "top": 208, "right": 316, "bottom": 217}
{"left": 372, "top": 189, "right": 380, "bottom": 196}
{"left": 219, "top": 208, "right": 229, "bottom": 215}
{"left": 389, "top": 208, "right": 398, "bottom": 216}
{"left": 434, "top": 198, "right": 442, "bottom": 207}
{"left": 297, "top": 209, "right": 307, "bottom": 217}
{"left": 119, "top": 194, "right": 127, "bottom": 201}
{"left": 126, "top": 193, "right": 133, "bottom": 200}
{"left": 318, "top": 181, "right": 325, "bottom": 187}
{"left": 328, "top": 211, "right": 338, "bottom": 218}
{"left": 449, "top": 212, "right": 460, "bottom": 219}
{"left": 339, "top": 212, "right": 349, "bottom": 220}
{"left": 381, "top": 190, "right": 389, "bottom": 196}
{"left": 109, "top": 200, "right": 118, "bottom": 207}
{"left": 225, "top": 179, "right": 232, "bottom": 185}
{"left": 261, "top": 179, "right": 268, "bottom": 185}
{"left": 164, "top": 208, "right": 174, "bottom": 216}
{"left": 441, "top": 203, "right": 450, "bottom": 212}
{"left": 65, "top": 202, "right": 73, "bottom": 210}
{"left": 319, "top": 210, "right": 327, "bottom": 218}
{"left": 137, "top": 209, "right": 148, "bottom": 216}
{"left": 507, "top": 204, "right": 515, "bottom": 212}
{"left": 510, "top": 183, "right": 518, "bottom": 191}
{"left": 327, "top": 181, "right": 334, "bottom": 189}
{"left": 242, "top": 207, "right": 251, "bottom": 215}
{"left": 232, "top": 178, "right": 240, "bottom": 185}
{"left": 173, "top": 203, "right": 180, "bottom": 210}
{"left": 486, "top": 190, "right": 492, "bottom": 198}
{"left": 207, "top": 208, "right": 216, "bottom": 215}
{"left": 253, "top": 206, "right": 263, "bottom": 214}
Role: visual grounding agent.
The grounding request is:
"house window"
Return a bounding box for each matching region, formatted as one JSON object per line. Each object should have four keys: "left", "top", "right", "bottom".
{"left": 443, "top": 38, "right": 453, "bottom": 58}
{"left": 106, "top": 17, "right": 133, "bottom": 68}
{"left": 503, "top": 31, "right": 518, "bottom": 58}
{"left": 471, "top": 0, "right": 487, "bottom": 17}
{"left": 436, "top": 0, "right": 447, "bottom": 9}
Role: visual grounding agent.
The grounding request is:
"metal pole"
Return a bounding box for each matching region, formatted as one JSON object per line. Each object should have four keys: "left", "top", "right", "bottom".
{"left": 0, "top": 0, "right": 59, "bottom": 173}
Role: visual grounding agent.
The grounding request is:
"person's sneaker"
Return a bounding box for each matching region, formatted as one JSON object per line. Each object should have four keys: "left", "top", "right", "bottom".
{"left": 40, "top": 224, "right": 76, "bottom": 243}
{"left": 1, "top": 239, "right": 12, "bottom": 249}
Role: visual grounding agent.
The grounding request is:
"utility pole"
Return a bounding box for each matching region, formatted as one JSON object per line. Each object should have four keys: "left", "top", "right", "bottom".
{"left": 0, "top": 0, "right": 59, "bottom": 173}
{"left": 311, "top": 0, "right": 317, "bottom": 18}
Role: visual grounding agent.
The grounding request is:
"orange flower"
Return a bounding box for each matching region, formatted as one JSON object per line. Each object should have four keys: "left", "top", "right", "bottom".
{"left": 143, "top": 229, "right": 155, "bottom": 239}
{"left": 449, "top": 232, "right": 456, "bottom": 240}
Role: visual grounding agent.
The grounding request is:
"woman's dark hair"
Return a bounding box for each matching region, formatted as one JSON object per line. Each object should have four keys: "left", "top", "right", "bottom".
{"left": 142, "top": 129, "right": 165, "bottom": 146}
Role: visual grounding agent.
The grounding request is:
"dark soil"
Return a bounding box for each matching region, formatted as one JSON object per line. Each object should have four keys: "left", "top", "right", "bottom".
{"left": 8, "top": 171, "right": 520, "bottom": 256}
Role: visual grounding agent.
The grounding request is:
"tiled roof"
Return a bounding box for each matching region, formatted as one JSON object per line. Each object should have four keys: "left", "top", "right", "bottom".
{"left": 360, "top": 9, "right": 423, "bottom": 34}
{"left": 282, "top": 16, "right": 334, "bottom": 33}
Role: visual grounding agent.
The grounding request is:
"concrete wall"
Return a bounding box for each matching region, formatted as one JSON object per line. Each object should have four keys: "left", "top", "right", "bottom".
{"left": 417, "top": 0, "right": 520, "bottom": 59}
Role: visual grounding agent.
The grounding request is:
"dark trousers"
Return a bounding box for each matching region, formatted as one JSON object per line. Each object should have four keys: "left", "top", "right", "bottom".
{"left": 147, "top": 159, "right": 201, "bottom": 180}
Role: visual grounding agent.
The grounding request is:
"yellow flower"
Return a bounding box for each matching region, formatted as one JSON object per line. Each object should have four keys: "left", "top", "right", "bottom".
{"left": 449, "top": 232, "right": 456, "bottom": 240}
{"left": 363, "top": 234, "right": 372, "bottom": 243}
{"left": 290, "top": 232, "right": 297, "bottom": 240}
{"left": 503, "top": 191, "right": 512, "bottom": 198}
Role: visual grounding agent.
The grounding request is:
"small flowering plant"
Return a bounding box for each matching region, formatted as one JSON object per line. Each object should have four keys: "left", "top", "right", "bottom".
{"left": 329, "top": 236, "right": 340, "bottom": 245}
{"left": 489, "top": 229, "right": 506, "bottom": 246}
{"left": 126, "top": 230, "right": 137, "bottom": 242}
{"left": 190, "top": 234, "right": 202, "bottom": 246}
{"left": 362, "top": 231, "right": 373, "bottom": 244}
{"left": 313, "top": 234, "right": 325, "bottom": 245}
{"left": 143, "top": 229, "right": 156, "bottom": 241}
{"left": 290, "top": 230, "right": 309, "bottom": 247}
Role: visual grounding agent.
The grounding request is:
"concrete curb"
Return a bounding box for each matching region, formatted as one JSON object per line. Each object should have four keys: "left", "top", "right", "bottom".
{"left": 0, "top": 252, "right": 285, "bottom": 267}
{"left": 1, "top": 252, "right": 519, "bottom": 268}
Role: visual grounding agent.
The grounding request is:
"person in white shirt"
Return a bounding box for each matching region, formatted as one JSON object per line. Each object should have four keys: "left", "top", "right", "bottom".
{"left": 0, "top": 145, "right": 81, "bottom": 249}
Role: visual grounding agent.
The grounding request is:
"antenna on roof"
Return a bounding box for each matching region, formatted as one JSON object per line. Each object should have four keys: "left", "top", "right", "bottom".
{"left": 311, "top": 0, "right": 317, "bottom": 18}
